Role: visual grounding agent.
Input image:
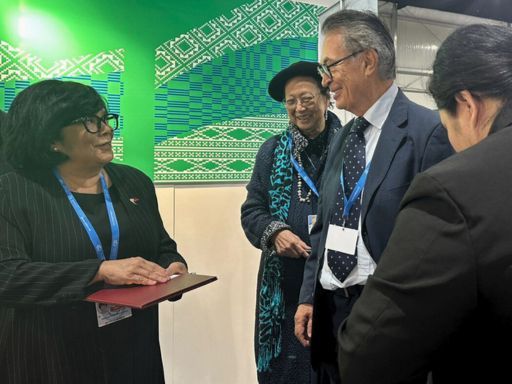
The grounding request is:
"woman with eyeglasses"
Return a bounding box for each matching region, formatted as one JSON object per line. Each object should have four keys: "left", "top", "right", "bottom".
{"left": 0, "top": 79, "right": 187, "bottom": 384}
{"left": 241, "top": 61, "right": 341, "bottom": 384}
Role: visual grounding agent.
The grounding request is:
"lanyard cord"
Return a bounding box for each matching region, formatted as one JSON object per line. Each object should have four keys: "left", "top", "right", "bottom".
{"left": 53, "top": 169, "right": 120, "bottom": 260}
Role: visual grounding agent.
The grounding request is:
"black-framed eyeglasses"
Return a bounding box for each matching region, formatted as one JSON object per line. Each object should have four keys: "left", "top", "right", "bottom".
{"left": 70, "top": 113, "right": 119, "bottom": 134}
{"left": 317, "top": 50, "right": 365, "bottom": 80}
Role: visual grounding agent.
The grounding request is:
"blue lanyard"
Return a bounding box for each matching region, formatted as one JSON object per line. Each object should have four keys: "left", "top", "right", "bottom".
{"left": 53, "top": 169, "right": 120, "bottom": 261}
{"left": 340, "top": 161, "right": 371, "bottom": 223}
{"left": 288, "top": 135, "right": 319, "bottom": 197}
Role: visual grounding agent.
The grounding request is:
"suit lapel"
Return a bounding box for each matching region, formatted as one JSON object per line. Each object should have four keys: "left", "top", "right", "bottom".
{"left": 322, "top": 119, "right": 354, "bottom": 220}
{"left": 361, "top": 91, "right": 408, "bottom": 219}
{"left": 105, "top": 164, "right": 150, "bottom": 257}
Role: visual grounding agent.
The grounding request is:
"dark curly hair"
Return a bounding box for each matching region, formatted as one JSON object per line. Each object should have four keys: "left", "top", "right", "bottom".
{"left": 4, "top": 80, "right": 106, "bottom": 170}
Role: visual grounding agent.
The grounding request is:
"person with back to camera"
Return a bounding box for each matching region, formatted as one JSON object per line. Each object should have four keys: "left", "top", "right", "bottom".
{"left": 241, "top": 61, "right": 341, "bottom": 384}
{"left": 0, "top": 79, "right": 187, "bottom": 384}
{"left": 293, "top": 10, "right": 454, "bottom": 384}
{"left": 338, "top": 23, "right": 512, "bottom": 384}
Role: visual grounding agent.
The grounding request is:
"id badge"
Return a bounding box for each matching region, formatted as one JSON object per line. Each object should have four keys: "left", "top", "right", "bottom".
{"left": 325, "top": 224, "right": 358, "bottom": 255}
{"left": 95, "top": 303, "right": 132, "bottom": 327}
{"left": 307, "top": 214, "right": 317, "bottom": 234}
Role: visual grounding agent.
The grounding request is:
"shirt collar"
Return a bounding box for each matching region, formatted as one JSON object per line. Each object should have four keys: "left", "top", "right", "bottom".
{"left": 362, "top": 83, "right": 399, "bottom": 130}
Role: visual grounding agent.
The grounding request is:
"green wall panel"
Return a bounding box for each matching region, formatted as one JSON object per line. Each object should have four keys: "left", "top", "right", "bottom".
{"left": 0, "top": 0, "right": 323, "bottom": 182}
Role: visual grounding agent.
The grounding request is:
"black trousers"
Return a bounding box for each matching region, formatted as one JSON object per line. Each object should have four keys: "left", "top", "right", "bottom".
{"left": 313, "top": 286, "right": 364, "bottom": 384}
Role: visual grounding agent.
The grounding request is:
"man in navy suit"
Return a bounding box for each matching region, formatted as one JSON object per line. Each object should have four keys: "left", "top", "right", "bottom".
{"left": 338, "top": 23, "right": 512, "bottom": 384}
{"left": 293, "top": 10, "right": 453, "bottom": 384}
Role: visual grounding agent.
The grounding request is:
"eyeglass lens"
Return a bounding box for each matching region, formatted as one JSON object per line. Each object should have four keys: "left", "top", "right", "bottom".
{"left": 87, "top": 114, "right": 118, "bottom": 133}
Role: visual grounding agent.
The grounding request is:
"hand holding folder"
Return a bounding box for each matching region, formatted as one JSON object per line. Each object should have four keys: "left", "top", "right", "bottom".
{"left": 86, "top": 273, "right": 217, "bottom": 309}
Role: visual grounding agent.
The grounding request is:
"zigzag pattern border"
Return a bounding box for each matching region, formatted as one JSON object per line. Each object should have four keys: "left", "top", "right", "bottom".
{"left": 154, "top": 114, "right": 288, "bottom": 183}
{"left": 0, "top": 41, "right": 124, "bottom": 81}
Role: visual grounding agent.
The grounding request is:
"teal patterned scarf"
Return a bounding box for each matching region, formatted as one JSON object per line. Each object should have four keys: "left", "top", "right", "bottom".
{"left": 257, "top": 128, "right": 293, "bottom": 372}
{"left": 257, "top": 113, "right": 339, "bottom": 372}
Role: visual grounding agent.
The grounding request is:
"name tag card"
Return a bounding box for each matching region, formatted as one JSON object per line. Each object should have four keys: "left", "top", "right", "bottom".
{"left": 307, "top": 214, "right": 317, "bottom": 235}
{"left": 96, "top": 303, "right": 132, "bottom": 327}
{"left": 325, "top": 224, "right": 358, "bottom": 255}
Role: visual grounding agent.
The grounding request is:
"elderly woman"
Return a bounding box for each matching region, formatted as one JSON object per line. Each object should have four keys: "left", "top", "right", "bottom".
{"left": 336, "top": 24, "right": 512, "bottom": 384}
{"left": 241, "top": 61, "right": 341, "bottom": 384}
{"left": 0, "top": 80, "right": 187, "bottom": 384}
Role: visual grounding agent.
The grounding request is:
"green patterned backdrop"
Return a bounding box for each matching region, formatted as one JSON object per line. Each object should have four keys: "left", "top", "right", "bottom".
{"left": 0, "top": 0, "right": 323, "bottom": 183}
{"left": 0, "top": 44, "right": 125, "bottom": 160}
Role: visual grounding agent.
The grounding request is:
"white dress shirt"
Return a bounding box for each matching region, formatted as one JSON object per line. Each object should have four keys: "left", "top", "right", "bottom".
{"left": 320, "top": 83, "right": 399, "bottom": 290}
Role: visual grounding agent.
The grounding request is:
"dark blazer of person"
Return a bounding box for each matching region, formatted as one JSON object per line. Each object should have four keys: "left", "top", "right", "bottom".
{"left": 0, "top": 162, "right": 185, "bottom": 384}
{"left": 338, "top": 108, "right": 512, "bottom": 384}
{"left": 299, "top": 90, "right": 453, "bottom": 366}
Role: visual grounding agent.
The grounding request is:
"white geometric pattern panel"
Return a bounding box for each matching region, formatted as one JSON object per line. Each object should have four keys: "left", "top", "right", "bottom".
{"left": 154, "top": 114, "right": 288, "bottom": 182}
{"left": 155, "top": 0, "right": 321, "bottom": 87}
{"left": 0, "top": 40, "right": 124, "bottom": 81}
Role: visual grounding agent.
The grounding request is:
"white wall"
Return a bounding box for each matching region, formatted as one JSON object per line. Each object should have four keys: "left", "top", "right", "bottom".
{"left": 156, "top": 185, "right": 260, "bottom": 384}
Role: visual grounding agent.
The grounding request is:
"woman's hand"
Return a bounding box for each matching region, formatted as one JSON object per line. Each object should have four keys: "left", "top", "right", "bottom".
{"left": 166, "top": 261, "right": 188, "bottom": 277}
{"left": 272, "top": 229, "right": 311, "bottom": 258}
{"left": 90, "top": 257, "right": 171, "bottom": 286}
{"left": 165, "top": 262, "right": 188, "bottom": 302}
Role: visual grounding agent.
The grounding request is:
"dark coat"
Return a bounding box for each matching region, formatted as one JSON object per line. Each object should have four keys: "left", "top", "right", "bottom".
{"left": 339, "top": 108, "right": 512, "bottom": 384}
{"left": 0, "top": 162, "right": 185, "bottom": 384}
{"left": 241, "top": 112, "right": 341, "bottom": 383}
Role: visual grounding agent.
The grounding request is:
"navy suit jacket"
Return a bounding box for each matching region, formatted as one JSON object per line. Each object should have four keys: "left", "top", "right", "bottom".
{"left": 299, "top": 90, "right": 453, "bottom": 305}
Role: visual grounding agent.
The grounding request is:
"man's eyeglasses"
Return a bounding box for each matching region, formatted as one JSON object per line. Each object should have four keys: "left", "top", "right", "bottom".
{"left": 70, "top": 113, "right": 119, "bottom": 134}
{"left": 284, "top": 94, "right": 317, "bottom": 109}
{"left": 317, "top": 50, "right": 365, "bottom": 80}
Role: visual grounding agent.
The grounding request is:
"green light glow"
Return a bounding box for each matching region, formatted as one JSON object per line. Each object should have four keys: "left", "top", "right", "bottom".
{"left": 7, "top": 5, "right": 74, "bottom": 61}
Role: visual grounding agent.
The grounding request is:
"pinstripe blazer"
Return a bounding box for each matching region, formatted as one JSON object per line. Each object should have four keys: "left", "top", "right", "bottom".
{"left": 0, "top": 162, "right": 186, "bottom": 384}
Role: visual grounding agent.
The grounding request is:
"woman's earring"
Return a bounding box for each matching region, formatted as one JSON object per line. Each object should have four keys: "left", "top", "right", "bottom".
{"left": 52, "top": 146, "right": 58, "bottom": 152}
{"left": 324, "top": 109, "right": 328, "bottom": 120}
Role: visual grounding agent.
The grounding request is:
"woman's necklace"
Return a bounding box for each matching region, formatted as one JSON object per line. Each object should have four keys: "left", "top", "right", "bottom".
{"left": 296, "top": 154, "right": 312, "bottom": 203}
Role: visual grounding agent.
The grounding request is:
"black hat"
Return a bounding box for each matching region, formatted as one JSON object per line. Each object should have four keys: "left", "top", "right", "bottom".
{"left": 268, "top": 61, "right": 322, "bottom": 102}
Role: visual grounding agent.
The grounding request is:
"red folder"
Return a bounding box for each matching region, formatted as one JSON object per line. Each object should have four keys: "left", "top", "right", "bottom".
{"left": 85, "top": 273, "right": 217, "bottom": 309}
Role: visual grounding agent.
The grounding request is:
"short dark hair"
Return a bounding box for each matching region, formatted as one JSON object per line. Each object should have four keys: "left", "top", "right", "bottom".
{"left": 429, "top": 24, "right": 512, "bottom": 113}
{"left": 322, "top": 9, "right": 395, "bottom": 80}
{"left": 4, "top": 80, "right": 106, "bottom": 170}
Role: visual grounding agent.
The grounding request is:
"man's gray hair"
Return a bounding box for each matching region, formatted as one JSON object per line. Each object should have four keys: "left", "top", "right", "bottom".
{"left": 322, "top": 10, "right": 396, "bottom": 80}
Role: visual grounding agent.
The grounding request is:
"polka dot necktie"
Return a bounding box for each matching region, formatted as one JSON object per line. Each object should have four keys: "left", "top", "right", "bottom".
{"left": 327, "top": 117, "right": 370, "bottom": 282}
